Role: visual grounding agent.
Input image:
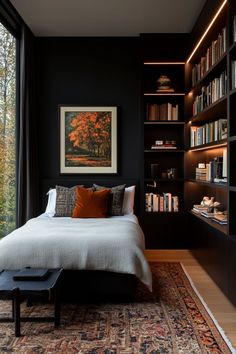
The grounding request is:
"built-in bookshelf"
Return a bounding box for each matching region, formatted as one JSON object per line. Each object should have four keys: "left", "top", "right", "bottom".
{"left": 185, "top": 0, "right": 232, "bottom": 237}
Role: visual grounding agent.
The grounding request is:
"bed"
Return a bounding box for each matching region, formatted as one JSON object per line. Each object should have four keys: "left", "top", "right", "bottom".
{"left": 0, "top": 181, "right": 152, "bottom": 300}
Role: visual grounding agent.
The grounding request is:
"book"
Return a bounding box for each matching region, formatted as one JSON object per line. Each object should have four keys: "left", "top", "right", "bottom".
{"left": 13, "top": 268, "right": 49, "bottom": 281}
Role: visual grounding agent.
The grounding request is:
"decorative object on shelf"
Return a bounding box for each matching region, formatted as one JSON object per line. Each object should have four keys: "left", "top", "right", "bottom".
{"left": 151, "top": 140, "right": 177, "bottom": 150}
{"left": 167, "top": 168, "right": 177, "bottom": 179}
{"left": 156, "top": 75, "right": 174, "bottom": 92}
{"left": 200, "top": 196, "right": 220, "bottom": 213}
{"left": 59, "top": 106, "right": 117, "bottom": 174}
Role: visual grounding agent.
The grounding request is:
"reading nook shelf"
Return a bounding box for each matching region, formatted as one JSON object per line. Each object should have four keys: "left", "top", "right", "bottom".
{"left": 188, "top": 139, "right": 227, "bottom": 152}
{"left": 190, "top": 210, "right": 227, "bottom": 235}
{"left": 187, "top": 179, "right": 227, "bottom": 189}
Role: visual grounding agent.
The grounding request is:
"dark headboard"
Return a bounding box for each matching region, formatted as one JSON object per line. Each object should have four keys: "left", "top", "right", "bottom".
{"left": 40, "top": 178, "right": 140, "bottom": 216}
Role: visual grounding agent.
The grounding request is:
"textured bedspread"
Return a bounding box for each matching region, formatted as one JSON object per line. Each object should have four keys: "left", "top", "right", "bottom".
{"left": 0, "top": 216, "right": 152, "bottom": 291}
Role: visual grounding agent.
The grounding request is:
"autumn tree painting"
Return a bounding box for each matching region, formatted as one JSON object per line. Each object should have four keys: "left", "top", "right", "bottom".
{"left": 65, "top": 110, "right": 112, "bottom": 167}
{"left": 0, "top": 23, "right": 16, "bottom": 237}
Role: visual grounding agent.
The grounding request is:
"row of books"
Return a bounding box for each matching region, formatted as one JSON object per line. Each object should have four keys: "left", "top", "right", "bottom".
{"left": 145, "top": 193, "right": 179, "bottom": 212}
{"left": 192, "top": 205, "right": 227, "bottom": 225}
{"left": 193, "top": 71, "right": 227, "bottom": 116}
{"left": 231, "top": 60, "right": 236, "bottom": 90}
{"left": 195, "top": 154, "right": 227, "bottom": 183}
{"left": 146, "top": 103, "right": 179, "bottom": 121}
{"left": 192, "top": 27, "right": 226, "bottom": 86}
{"left": 190, "top": 118, "right": 227, "bottom": 147}
{"left": 233, "top": 14, "right": 236, "bottom": 43}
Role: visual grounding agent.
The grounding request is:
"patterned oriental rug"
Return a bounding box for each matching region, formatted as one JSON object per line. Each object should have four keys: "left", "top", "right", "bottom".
{"left": 0, "top": 262, "right": 235, "bottom": 353}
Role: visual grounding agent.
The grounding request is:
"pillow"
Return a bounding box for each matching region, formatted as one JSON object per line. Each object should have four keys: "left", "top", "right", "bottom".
{"left": 122, "top": 185, "right": 136, "bottom": 215}
{"left": 45, "top": 189, "right": 56, "bottom": 217}
{"left": 55, "top": 185, "right": 78, "bottom": 217}
{"left": 93, "top": 184, "right": 126, "bottom": 216}
{"left": 72, "top": 186, "right": 111, "bottom": 218}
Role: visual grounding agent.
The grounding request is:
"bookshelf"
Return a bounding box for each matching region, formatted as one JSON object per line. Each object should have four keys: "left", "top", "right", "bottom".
{"left": 141, "top": 60, "right": 187, "bottom": 248}
{"left": 185, "top": 0, "right": 229, "bottom": 237}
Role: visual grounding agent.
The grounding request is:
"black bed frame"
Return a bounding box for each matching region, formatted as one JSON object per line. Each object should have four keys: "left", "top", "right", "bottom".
{"left": 40, "top": 179, "right": 140, "bottom": 301}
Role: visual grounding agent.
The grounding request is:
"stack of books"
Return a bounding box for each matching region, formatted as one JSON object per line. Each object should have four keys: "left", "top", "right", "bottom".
{"left": 145, "top": 193, "right": 179, "bottom": 212}
{"left": 194, "top": 156, "right": 227, "bottom": 183}
{"left": 212, "top": 213, "right": 227, "bottom": 225}
{"left": 146, "top": 103, "right": 179, "bottom": 121}
{"left": 192, "top": 204, "right": 209, "bottom": 214}
{"left": 190, "top": 118, "right": 227, "bottom": 147}
{"left": 151, "top": 140, "right": 177, "bottom": 150}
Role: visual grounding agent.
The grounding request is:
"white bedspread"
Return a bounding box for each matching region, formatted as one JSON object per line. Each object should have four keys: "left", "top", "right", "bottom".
{"left": 0, "top": 215, "right": 152, "bottom": 291}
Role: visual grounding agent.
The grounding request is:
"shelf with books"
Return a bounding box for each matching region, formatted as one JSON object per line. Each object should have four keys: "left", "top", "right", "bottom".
{"left": 189, "top": 95, "right": 227, "bottom": 123}
{"left": 188, "top": 139, "right": 227, "bottom": 152}
{"left": 190, "top": 210, "right": 227, "bottom": 235}
{"left": 191, "top": 53, "right": 227, "bottom": 95}
{"left": 144, "top": 149, "right": 185, "bottom": 153}
{"left": 187, "top": 179, "right": 227, "bottom": 189}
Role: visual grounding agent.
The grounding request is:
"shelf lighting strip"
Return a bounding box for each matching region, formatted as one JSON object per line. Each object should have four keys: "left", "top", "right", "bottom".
{"left": 188, "top": 142, "right": 227, "bottom": 152}
{"left": 187, "top": 0, "right": 227, "bottom": 63}
{"left": 143, "top": 62, "right": 185, "bottom": 65}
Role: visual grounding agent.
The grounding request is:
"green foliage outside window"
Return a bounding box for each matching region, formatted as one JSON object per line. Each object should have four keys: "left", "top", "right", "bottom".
{"left": 0, "top": 22, "right": 16, "bottom": 238}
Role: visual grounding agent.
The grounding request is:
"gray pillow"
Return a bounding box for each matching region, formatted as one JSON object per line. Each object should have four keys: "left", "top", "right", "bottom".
{"left": 55, "top": 185, "right": 78, "bottom": 217}
{"left": 93, "top": 184, "right": 126, "bottom": 216}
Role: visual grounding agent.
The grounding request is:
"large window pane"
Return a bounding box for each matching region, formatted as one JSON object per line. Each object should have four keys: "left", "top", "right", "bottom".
{"left": 0, "top": 22, "right": 16, "bottom": 237}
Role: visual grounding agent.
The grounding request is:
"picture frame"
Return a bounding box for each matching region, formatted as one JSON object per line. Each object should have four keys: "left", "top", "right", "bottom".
{"left": 60, "top": 106, "right": 117, "bottom": 174}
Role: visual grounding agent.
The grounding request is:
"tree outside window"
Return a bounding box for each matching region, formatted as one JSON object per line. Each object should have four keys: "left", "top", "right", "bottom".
{"left": 0, "top": 22, "right": 16, "bottom": 238}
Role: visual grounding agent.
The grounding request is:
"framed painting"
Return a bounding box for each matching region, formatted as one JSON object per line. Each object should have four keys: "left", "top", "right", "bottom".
{"left": 60, "top": 106, "right": 117, "bottom": 174}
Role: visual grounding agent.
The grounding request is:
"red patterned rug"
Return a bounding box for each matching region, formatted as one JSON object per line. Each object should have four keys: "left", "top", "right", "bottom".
{"left": 0, "top": 262, "right": 235, "bottom": 353}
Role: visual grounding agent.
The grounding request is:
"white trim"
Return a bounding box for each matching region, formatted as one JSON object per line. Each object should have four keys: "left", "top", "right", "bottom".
{"left": 180, "top": 263, "right": 236, "bottom": 354}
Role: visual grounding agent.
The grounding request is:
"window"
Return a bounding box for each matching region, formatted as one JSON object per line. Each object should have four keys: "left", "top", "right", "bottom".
{"left": 0, "top": 22, "right": 16, "bottom": 237}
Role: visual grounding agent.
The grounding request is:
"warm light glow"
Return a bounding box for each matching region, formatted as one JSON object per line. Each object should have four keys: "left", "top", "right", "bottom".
{"left": 144, "top": 62, "right": 185, "bottom": 65}
{"left": 189, "top": 120, "right": 192, "bottom": 124}
{"left": 188, "top": 142, "right": 227, "bottom": 152}
{"left": 187, "top": 0, "right": 227, "bottom": 63}
{"left": 188, "top": 91, "right": 193, "bottom": 96}
{"left": 144, "top": 93, "right": 185, "bottom": 96}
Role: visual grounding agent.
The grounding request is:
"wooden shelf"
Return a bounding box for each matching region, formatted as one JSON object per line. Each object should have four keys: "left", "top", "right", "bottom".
{"left": 190, "top": 96, "right": 227, "bottom": 123}
{"left": 145, "top": 178, "right": 184, "bottom": 182}
{"left": 144, "top": 121, "right": 185, "bottom": 125}
{"left": 190, "top": 210, "right": 227, "bottom": 235}
{"left": 188, "top": 139, "right": 227, "bottom": 151}
{"left": 229, "top": 87, "right": 236, "bottom": 96}
{"left": 187, "top": 179, "right": 227, "bottom": 189}
{"left": 229, "top": 41, "right": 236, "bottom": 53}
{"left": 144, "top": 149, "right": 185, "bottom": 153}
{"left": 144, "top": 93, "right": 185, "bottom": 96}
{"left": 191, "top": 53, "right": 227, "bottom": 95}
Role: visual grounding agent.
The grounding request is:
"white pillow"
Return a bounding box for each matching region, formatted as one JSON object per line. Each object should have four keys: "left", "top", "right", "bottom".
{"left": 45, "top": 188, "right": 56, "bottom": 217}
{"left": 122, "top": 185, "right": 135, "bottom": 215}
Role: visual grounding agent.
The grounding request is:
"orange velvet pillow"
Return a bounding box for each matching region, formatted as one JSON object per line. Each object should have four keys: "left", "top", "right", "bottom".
{"left": 72, "top": 186, "right": 111, "bottom": 218}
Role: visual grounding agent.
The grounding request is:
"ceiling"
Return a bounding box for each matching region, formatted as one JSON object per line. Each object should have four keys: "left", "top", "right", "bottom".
{"left": 10, "top": 0, "right": 207, "bottom": 37}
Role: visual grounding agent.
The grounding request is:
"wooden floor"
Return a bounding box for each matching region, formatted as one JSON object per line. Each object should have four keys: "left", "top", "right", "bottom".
{"left": 145, "top": 249, "right": 236, "bottom": 348}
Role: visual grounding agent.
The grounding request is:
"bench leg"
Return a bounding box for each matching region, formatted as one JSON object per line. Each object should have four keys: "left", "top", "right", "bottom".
{"left": 54, "top": 291, "right": 60, "bottom": 327}
{"left": 13, "top": 288, "right": 21, "bottom": 337}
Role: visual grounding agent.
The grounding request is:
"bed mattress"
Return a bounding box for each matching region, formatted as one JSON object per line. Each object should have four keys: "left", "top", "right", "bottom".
{"left": 0, "top": 214, "right": 152, "bottom": 291}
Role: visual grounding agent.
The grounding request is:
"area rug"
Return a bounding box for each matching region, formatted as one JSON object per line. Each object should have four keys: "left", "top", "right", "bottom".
{"left": 0, "top": 262, "right": 235, "bottom": 353}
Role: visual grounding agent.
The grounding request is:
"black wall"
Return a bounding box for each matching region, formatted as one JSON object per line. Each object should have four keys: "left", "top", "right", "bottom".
{"left": 36, "top": 37, "right": 141, "bottom": 186}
